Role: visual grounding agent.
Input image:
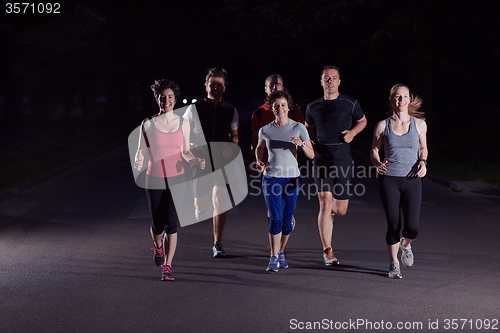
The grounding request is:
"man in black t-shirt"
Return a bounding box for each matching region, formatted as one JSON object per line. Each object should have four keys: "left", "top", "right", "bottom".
{"left": 305, "top": 65, "right": 367, "bottom": 266}
{"left": 183, "top": 67, "right": 240, "bottom": 258}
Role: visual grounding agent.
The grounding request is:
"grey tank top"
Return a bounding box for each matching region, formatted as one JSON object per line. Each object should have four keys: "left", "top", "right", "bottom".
{"left": 383, "top": 116, "right": 419, "bottom": 177}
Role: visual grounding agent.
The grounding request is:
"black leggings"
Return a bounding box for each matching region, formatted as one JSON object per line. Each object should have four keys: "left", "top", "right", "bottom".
{"left": 146, "top": 174, "right": 185, "bottom": 235}
{"left": 379, "top": 175, "right": 421, "bottom": 245}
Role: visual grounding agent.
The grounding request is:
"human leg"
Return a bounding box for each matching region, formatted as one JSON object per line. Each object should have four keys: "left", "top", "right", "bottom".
{"left": 330, "top": 144, "right": 353, "bottom": 216}
{"left": 277, "top": 237, "right": 290, "bottom": 269}
{"left": 314, "top": 145, "right": 353, "bottom": 265}
{"left": 379, "top": 175, "right": 403, "bottom": 246}
{"left": 399, "top": 177, "right": 422, "bottom": 267}
{"left": 192, "top": 173, "right": 212, "bottom": 222}
{"left": 332, "top": 198, "right": 349, "bottom": 216}
{"left": 401, "top": 177, "right": 422, "bottom": 242}
{"left": 164, "top": 232, "right": 177, "bottom": 267}
{"left": 161, "top": 226, "right": 177, "bottom": 281}
{"left": 263, "top": 176, "right": 285, "bottom": 254}
{"left": 213, "top": 212, "right": 226, "bottom": 242}
{"left": 262, "top": 176, "right": 288, "bottom": 271}
{"left": 150, "top": 227, "right": 164, "bottom": 248}
{"left": 267, "top": 230, "right": 282, "bottom": 272}
{"left": 146, "top": 179, "right": 168, "bottom": 266}
{"left": 317, "top": 191, "right": 334, "bottom": 250}
{"left": 387, "top": 243, "right": 399, "bottom": 262}
{"left": 317, "top": 191, "right": 340, "bottom": 265}
{"left": 163, "top": 190, "right": 179, "bottom": 266}
{"left": 212, "top": 185, "right": 228, "bottom": 242}
{"left": 277, "top": 178, "right": 299, "bottom": 267}
{"left": 160, "top": 187, "right": 181, "bottom": 281}
{"left": 281, "top": 178, "right": 299, "bottom": 236}
{"left": 194, "top": 194, "right": 210, "bottom": 212}
{"left": 379, "top": 175, "right": 405, "bottom": 278}
{"left": 268, "top": 233, "right": 282, "bottom": 256}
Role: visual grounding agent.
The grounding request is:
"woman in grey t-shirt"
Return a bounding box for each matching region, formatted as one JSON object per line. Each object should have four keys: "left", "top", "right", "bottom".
{"left": 371, "top": 83, "right": 428, "bottom": 279}
{"left": 256, "top": 90, "right": 314, "bottom": 272}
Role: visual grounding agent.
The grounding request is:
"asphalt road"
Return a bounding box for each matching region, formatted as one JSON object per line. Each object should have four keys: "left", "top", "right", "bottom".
{"left": 1, "top": 145, "right": 499, "bottom": 333}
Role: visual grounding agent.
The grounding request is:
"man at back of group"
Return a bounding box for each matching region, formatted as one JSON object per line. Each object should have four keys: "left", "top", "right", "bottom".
{"left": 251, "top": 74, "right": 304, "bottom": 163}
{"left": 305, "top": 65, "right": 367, "bottom": 266}
{"left": 183, "top": 67, "right": 239, "bottom": 258}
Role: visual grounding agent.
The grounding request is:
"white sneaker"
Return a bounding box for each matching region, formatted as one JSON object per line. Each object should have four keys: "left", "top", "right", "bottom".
{"left": 399, "top": 237, "right": 414, "bottom": 267}
{"left": 195, "top": 208, "right": 211, "bottom": 222}
{"left": 322, "top": 247, "right": 339, "bottom": 266}
{"left": 388, "top": 261, "right": 402, "bottom": 279}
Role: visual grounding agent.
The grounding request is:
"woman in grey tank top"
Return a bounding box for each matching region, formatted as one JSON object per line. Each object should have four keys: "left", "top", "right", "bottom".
{"left": 370, "top": 83, "right": 428, "bottom": 279}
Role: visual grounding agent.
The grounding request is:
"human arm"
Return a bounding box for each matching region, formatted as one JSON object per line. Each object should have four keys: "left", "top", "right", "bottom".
{"left": 250, "top": 131, "right": 259, "bottom": 166}
{"left": 255, "top": 128, "right": 267, "bottom": 173}
{"left": 222, "top": 108, "right": 239, "bottom": 158}
{"left": 416, "top": 118, "right": 428, "bottom": 178}
{"left": 221, "top": 128, "right": 239, "bottom": 159}
{"left": 255, "top": 140, "right": 267, "bottom": 173}
{"left": 250, "top": 109, "right": 260, "bottom": 152}
{"left": 370, "top": 120, "right": 387, "bottom": 175}
{"left": 290, "top": 137, "right": 314, "bottom": 159}
{"left": 230, "top": 128, "right": 239, "bottom": 145}
{"left": 230, "top": 108, "right": 239, "bottom": 144}
{"left": 134, "top": 119, "right": 150, "bottom": 171}
{"left": 291, "top": 123, "right": 314, "bottom": 159}
{"left": 181, "top": 119, "right": 205, "bottom": 169}
{"left": 342, "top": 115, "right": 367, "bottom": 143}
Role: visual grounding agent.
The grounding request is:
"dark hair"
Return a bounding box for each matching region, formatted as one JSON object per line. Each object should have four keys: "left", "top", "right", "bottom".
{"left": 205, "top": 67, "right": 228, "bottom": 87}
{"left": 321, "top": 65, "right": 341, "bottom": 78}
{"left": 150, "top": 79, "right": 181, "bottom": 101}
{"left": 266, "top": 89, "right": 295, "bottom": 113}
{"left": 264, "top": 74, "right": 283, "bottom": 86}
{"left": 389, "top": 83, "right": 425, "bottom": 119}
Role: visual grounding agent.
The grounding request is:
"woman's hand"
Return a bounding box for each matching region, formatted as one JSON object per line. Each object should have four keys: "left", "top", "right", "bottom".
{"left": 290, "top": 136, "right": 304, "bottom": 147}
{"left": 134, "top": 159, "right": 143, "bottom": 171}
{"left": 256, "top": 159, "right": 266, "bottom": 173}
{"left": 377, "top": 160, "right": 387, "bottom": 175}
{"left": 197, "top": 158, "right": 206, "bottom": 169}
{"left": 417, "top": 161, "right": 427, "bottom": 178}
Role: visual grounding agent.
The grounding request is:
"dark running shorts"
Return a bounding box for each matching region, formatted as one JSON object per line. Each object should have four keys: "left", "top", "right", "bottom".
{"left": 313, "top": 143, "right": 354, "bottom": 200}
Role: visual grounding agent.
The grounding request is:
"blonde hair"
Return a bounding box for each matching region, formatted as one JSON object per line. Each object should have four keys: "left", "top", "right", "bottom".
{"left": 389, "top": 83, "right": 425, "bottom": 119}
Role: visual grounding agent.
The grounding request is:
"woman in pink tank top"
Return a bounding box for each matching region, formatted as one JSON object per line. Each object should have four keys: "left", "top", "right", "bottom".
{"left": 134, "top": 79, "right": 205, "bottom": 281}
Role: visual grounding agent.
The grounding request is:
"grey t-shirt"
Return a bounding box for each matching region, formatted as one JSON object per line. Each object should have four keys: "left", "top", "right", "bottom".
{"left": 258, "top": 119, "right": 310, "bottom": 178}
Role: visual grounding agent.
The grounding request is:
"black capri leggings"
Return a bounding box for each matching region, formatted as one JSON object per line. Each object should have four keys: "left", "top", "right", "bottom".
{"left": 379, "top": 175, "right": 422, "bottom": 245}
{"left": 146, "top": 174, "right": 185, "bottom": 235}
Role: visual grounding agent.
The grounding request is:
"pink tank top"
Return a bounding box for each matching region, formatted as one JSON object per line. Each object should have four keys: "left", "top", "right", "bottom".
{"left": 146, "top": 117, "right": 184, "bottom": 178}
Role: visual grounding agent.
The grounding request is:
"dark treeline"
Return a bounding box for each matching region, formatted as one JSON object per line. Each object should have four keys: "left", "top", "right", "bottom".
{"left": 1, "top": 0, "right": 499, "bottom": 161}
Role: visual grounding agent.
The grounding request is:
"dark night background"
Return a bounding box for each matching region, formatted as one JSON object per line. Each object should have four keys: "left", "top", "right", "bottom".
{"left": 1, "top": 0, "right": 499, "bottom": 191}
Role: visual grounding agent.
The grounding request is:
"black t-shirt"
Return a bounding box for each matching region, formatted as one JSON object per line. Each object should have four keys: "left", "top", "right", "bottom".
{"left": 190, "top": 97, "right": 235, "bottom": 145}
{"left": 305, "top": 94, "right": 364, "bottom": 145}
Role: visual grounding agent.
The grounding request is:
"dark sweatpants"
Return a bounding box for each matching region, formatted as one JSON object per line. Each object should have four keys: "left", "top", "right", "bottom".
{"left": 379, "top": 175, "right": 421, "bottom": 245}
{"left": 146, "top": 174, "right": 185, "bottom": 235}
